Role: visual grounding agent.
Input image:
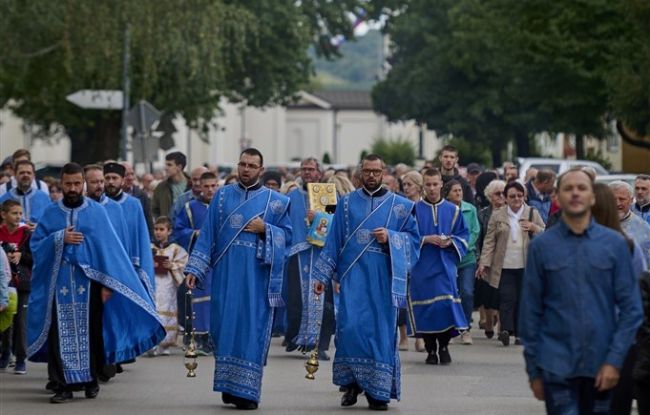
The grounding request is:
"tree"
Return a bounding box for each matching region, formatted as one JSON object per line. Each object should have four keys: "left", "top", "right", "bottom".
{"left": 0, "top": 0, "right": 392, "bottom": 164}
{"left": 373, "top": 0, "right": 632, "bottom": 161}
{"left": 370, "top": 138, "right": 416, "bottom": 166}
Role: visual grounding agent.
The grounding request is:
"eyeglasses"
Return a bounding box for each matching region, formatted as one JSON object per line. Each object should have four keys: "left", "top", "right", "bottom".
{"left": 362, "top": 169, "right": 383, "bottom": 177}
{"left": 507, "top": 193, "right": 524, "bottom": 199}
{"left": 494, "top": 191, "right": 504, "bottom": 196}
{"left": 238, "top": 162, "right": 261, "bottom": 170}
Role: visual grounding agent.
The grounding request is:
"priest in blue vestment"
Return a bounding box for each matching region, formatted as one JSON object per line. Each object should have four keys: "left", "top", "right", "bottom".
{"left": 408, "top": 170, "right": 469, "bottom": 366}
{"left": 185, "top": 149, "right": 291, "bottom": 410}
{"left": 0, "top": 160, "right": 51, "bottom": 228}
{"left": 83, "top": 165, "right": 129, "bottom": 243}
{"left": 103, "top": 162, "right": 156, "bottom": 302}
{"left": 173, "top": 171, "right": 218, "bottom": 352}
{"left": 313, "top": 154, "right": 420, "bottom": 411}
{"left": 27, "top": 163, "right": 165, "bottom": 403}
{"left": 284, "top": 158, "right": 335, "bottom": 359}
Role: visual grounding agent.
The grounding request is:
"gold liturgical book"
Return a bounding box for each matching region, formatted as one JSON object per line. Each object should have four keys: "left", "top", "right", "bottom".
{"left": 307, "top": 183, "right": 337, "bottom": 212}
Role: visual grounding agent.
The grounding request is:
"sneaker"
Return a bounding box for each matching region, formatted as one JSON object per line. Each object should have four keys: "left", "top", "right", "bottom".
{"left": 415, "top": 338, "right": 426, "bottom": 353}
{"left": 14, "top": 360, "right": 26, "bottom": 375}
{"left": 461, "top": 331, "right": 473, "bottom": 345}
{"left": 0, "top": 353, "right": 9, "bottom": 370}
{"left": 160, "top": 347, "right": 171, "bottom": 356}
{"left": 498, "top": 330, "right": 510, "bottom": 346}
{"left": 146, "top": 347, "right": 158, "bottom": 357}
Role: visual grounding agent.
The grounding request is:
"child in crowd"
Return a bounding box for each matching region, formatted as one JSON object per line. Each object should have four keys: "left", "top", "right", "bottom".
{"left": 0, "top": 200, "right": 33, "bottom": 374}
{"left": 151, "top": 216, "right": 188, "bottom": 356}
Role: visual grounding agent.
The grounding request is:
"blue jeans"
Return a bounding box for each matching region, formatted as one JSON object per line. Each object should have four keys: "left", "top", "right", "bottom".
{"left": 457, "top": 263, "right": 476, "bottom": 327}
{"left": 542, "top": 371, "right": 612, "bottom": 415}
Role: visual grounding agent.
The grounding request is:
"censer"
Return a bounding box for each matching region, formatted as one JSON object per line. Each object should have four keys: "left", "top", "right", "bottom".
{"left": 183, "top": 289, "right": 198, "bottom": 377}
{"left": 304, "top": 293, "right": 322, "bottom": 380}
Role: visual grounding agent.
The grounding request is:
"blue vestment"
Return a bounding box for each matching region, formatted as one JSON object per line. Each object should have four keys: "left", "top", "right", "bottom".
{"left": 27, "top": 198, "right": 165, "bottom": 383}
{"left": 98, "top": 195, "right": 129, "bottom": 244}
{"left": 313, "top": 189, "right": 420, "bottom": 402}
{"left": 114, "top": 192, "right": 156, "bottom": 301}
{"left": 286, "top": 188, "right": 325, "bottom": 347}
{"left": 184, "top": 184, "right": 291, "bottom": 403}
{"left": 173, "top": 199, "right": 211, "bottom": 332}
{"left": 408, "top": 199, "right": 469, "bottom": 335}
{"left": 0, "top": 188, "right": 51, "bottom": 223}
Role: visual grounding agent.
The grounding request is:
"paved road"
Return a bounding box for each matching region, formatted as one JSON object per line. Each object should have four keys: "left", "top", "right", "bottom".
{"left": 1, "top": 331, "right": 547, "bottom": 415}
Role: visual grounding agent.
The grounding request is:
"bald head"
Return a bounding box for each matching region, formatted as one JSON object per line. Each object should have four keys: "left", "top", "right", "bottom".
{"left": 191, "top": 166, "right": 210, "bottom": 196}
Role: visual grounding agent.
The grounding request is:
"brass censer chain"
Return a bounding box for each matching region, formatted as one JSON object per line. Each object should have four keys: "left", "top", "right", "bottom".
{"left": 183, "top": 288, "right": 198, "bottom": 377}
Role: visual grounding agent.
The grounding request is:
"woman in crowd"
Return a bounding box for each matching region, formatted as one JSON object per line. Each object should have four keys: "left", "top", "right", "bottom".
{"left": 590, "top": 182, "right": 646, "bottom": 415}
{"left": 478, "top": 181, "right": 544, "bottom": 346}
{"left": 398, "top": 171, "right": 425, "bottom": 351}
{"left": 444, "top": 180, "right": 480, "bottom": 345}
{"left": 475, "top": 179, "right": 505, "bottom": 338}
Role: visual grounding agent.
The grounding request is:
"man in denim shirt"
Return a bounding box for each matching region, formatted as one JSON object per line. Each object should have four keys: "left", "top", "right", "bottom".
{"left": 519, "top": 168, "right": 643, "bottom": 414}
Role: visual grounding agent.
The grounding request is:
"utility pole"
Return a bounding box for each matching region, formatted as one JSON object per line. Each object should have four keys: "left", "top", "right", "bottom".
{"left": 120, "top": 26, "right": 130, "bottom": 161}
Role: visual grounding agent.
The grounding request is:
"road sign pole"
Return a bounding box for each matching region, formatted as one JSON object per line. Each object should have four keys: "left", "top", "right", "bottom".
{"left": 120, "top": 26, "right": 130, "bottom": 161}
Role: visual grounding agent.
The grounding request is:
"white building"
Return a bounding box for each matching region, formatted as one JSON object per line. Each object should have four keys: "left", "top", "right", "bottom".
{"left": 1, "top": 90, "right": 439, "bottom": 171}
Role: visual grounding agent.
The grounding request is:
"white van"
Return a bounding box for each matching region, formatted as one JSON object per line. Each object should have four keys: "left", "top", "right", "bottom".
{"left": 517, "top": 157, "right": 608, "bottom": 181}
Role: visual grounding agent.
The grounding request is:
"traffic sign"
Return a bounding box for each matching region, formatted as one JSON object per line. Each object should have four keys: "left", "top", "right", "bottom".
{"left": 128, "top": 100, "right": 161, "bottom": 134}
{"left": 65, "top": 90, "right": 124, "bottom": 110}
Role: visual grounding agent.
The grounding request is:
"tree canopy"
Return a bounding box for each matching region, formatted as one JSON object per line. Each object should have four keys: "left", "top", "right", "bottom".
{"left": 0, "top": 0, "right": 392, "bottom": 163}
{"left": 373, "top": 0, "right": 650, "bottom": 164}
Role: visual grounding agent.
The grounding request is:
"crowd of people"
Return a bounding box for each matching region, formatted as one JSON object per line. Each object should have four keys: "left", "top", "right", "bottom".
{"left": 0, "top": 145, "right": 649, "bottom": 414}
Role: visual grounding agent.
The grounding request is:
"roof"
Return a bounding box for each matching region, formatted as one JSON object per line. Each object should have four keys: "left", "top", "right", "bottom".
{"left": 290, "top": 90, "right": 373, "bottom": 110}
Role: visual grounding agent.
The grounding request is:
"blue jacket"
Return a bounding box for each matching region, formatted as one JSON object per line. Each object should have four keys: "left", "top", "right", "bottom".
{"left": 519, "top": 219, "right": 643, "bottom": 381}
{"left": 525, "top": 181, "right": 551, "bottom": 224}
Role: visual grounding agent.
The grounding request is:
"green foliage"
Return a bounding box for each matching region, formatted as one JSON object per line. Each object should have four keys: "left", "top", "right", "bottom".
{"left": 584, "top": 148, "right": 613, "bottom": 171}
{"left": 370, "top": 138, "right": 416, "bottom": 166}
{"left": 373, "top": 0, "right": 643, "bottom": 162}
{"left": 0, "top": 0, "right": 391, "bottom": 162}
{"left": 322, "top": 152, "right": 331, "bottom": 164}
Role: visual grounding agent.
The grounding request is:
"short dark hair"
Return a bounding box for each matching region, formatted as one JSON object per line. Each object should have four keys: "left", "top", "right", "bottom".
{"left": 12, "top": 149, "right": 31, "bottom": 163}
{"left": 362, "top": 154, "right": 384, "bottom": 166}
{"left": 61, "top": 162, "right": 84, "bottom": 178}
{"left": 200, "top": 171, "right": 217, "bottom": 181}
{"left": 636, "top": 174, "right": 650, "bottom": 182}
{"left": 2, "top": 199, "right": 21, "bottom": 212}
{"left": 422, "top": 168, "right": 442, "bottom": 178}
{"left": 165, "top": 151, "right": 187, "bottom": 169}
{"left": 440, "top": 145, "right": 458, "bottom": 155}
{"left": 504, "top": 180, "right": 525, "bottom": 196}
{"left": 442, "top": 179, "right": 463, "bottom": 198}
{"left": 83, "top": 164, "right": 103, "bottom": 175}
{"left": 240, "top": 148, "right": 264, "bottom": 166}
{"left": 13, "top": 160, "right": 35, "bottom": 173}
{"left": 535, "top": 169, "right": 556, "bottom": 183}
{"left": 557, "top": 167, "right": 594, "bottom": 190}
{"left": 154, "top": 216, "right": 173, "bottom": 228}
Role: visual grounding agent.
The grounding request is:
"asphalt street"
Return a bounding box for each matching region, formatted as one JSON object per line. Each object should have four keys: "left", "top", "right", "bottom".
{"left": 0, "top": 330, "right": 550, "bottom": 415}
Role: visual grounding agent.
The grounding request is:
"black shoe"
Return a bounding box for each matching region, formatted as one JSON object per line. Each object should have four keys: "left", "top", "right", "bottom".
{"left": 425, "top": 352, "right": 438, "bottom": 365}
{"left": 318, "top": 350, "right": 330, "bottom": 361}
{"left": 366, "top": 395, "right": 389, "bottom": 411}
{"left": 485, "top": 330, "right": 494, "bottom": 339}
{"left": 439, "top": 347, "right": 452, "bottom": 365}
{"left": 85, "top": 383, "right": 99, "bottom": 399}
{"left": 222, "top": 393, "right": 234, "bottom": 404}
{"left": 46, "top": 380, "right": 58, "bottom": 391}
{"left": 339, "top": 385, "right": 348, "bottom": 392}
{"left": 235, "top": 401, "right": 258, "bottom": 410}
{"left": 498, "top": 330, "right": 510, "bottom": 346}
{"left": 514, "top": 337, "right": 522, "bottom": 346}
{"left": 341, "top": 385, "right": 360, "bottom": 407}
{"left": 115, "top": 364, "right": 124, "bottom": 373}
{"left": 50, "top": 390, "right": 73, "bottom": 404}
{"left": 285, "top": 342, "right": 298, "bottom": 352}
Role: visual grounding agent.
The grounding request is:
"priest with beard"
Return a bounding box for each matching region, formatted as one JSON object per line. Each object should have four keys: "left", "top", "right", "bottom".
{"left": 27, "top": 163, "right": 164, "bottom": 403}
{"left": 103, "top": 162, "right": 155, "bottom": 301}
{"left": 313, "top": 154, "right": 420, "bottom": 410}
{"left": 185, "top": 149, "right": 291, "bottom": 410}
{"left": 84, "top": 164, "right": 129, "bottom": 243}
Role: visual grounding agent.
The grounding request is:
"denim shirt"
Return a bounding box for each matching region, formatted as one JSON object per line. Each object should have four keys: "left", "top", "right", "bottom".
{"left": 519, "top": 218, "right": 643, "bottom": 381}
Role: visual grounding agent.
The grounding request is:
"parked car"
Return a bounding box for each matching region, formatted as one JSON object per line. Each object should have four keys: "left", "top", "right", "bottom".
{"left": 595, "top": 174, "right": 637, "bottom": 187}
{"left": 517, "top": 157, "right": 608, "bottom": 181}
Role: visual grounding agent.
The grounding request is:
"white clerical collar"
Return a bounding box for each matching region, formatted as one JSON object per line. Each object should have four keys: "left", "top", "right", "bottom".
{"left": 363, "top": 186, "right": 383, "bottom": 197}
{"left": 239, "top": 180, "right": 260, "bottom": 191}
